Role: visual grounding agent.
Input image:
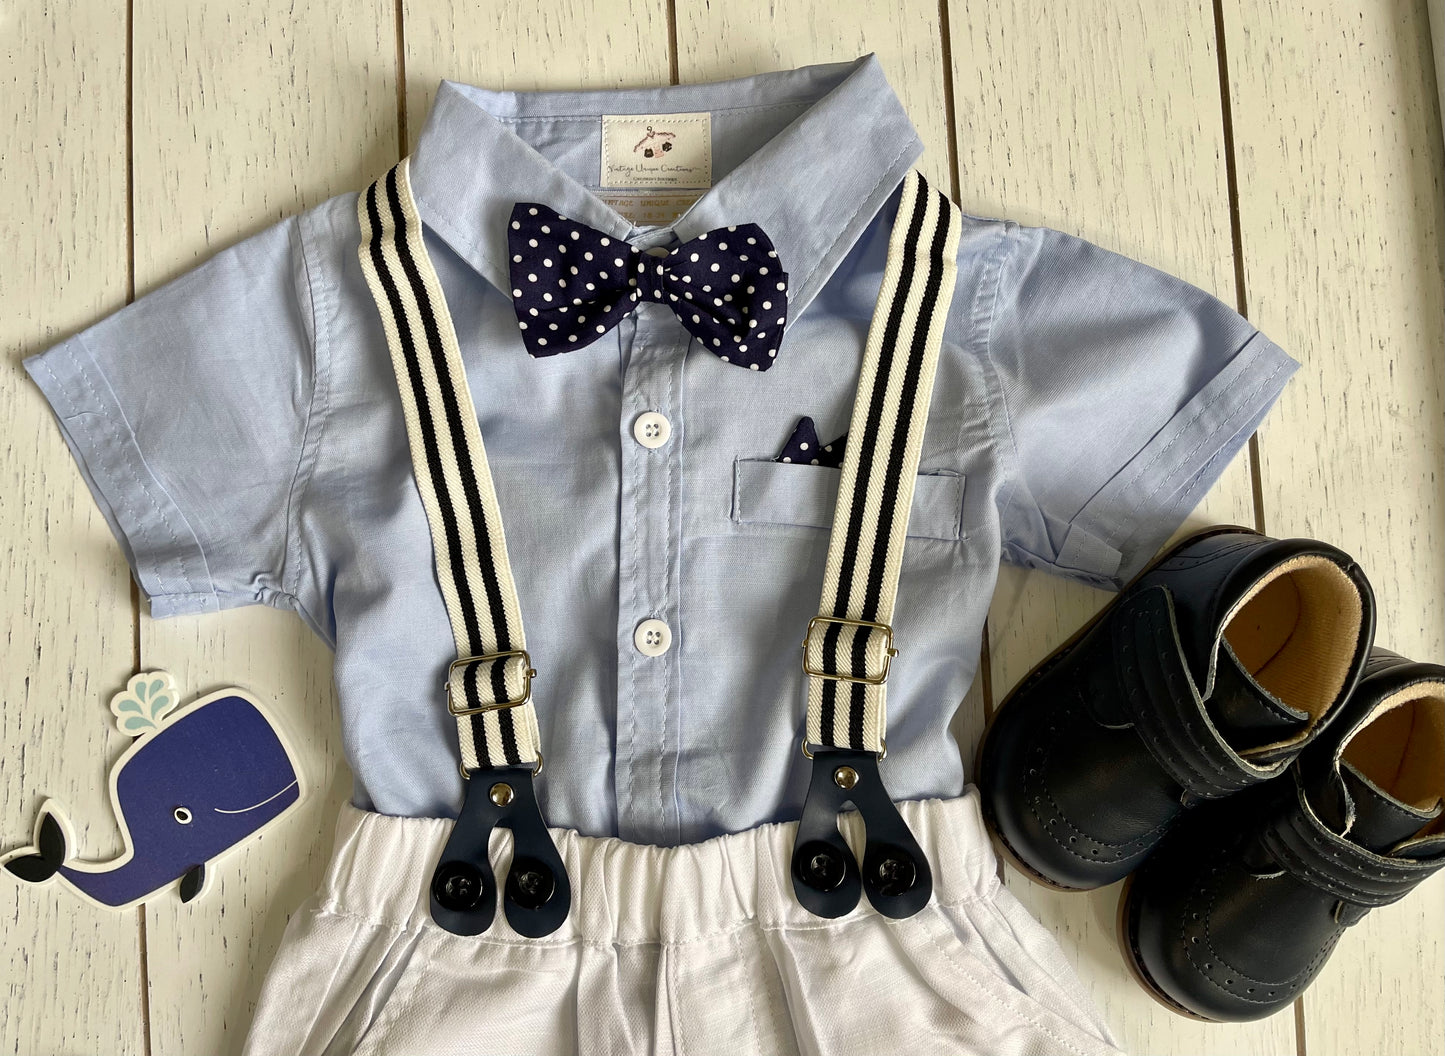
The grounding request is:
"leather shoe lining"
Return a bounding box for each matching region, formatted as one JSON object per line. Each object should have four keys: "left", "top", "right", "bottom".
{"left": 1341, "top": 684, "right": 1445, "bottom": 821}
{"left": 1220, "top": 555, "right": 1364, "bottom": 740}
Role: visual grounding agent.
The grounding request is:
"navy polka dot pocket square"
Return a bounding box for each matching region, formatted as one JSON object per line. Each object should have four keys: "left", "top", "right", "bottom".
{"left": 774, "top": 416, "right": 847, "bottom": 467}
{"left": 507, "top": 204, "right": 790, "bottom": 371}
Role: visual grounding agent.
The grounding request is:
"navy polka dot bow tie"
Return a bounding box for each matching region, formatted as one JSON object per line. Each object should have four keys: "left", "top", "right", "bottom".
{"left": 507, "top": 203, "right": 791, "bottom": 371}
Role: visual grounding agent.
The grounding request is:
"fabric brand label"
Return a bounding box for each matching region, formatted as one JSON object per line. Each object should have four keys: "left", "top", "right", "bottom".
{"left": 596, "top": 192, "right": 706, "bottom": 227}
{"left": 600, "top": 112, "right": 712, "bottom": 189}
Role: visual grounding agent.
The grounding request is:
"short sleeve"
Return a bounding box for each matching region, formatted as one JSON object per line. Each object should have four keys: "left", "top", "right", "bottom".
{"left": 21, "top": 216, "right": 320, "bottom": 621}
{"left": 984, "top": 223, "right": 1299, "bottom": 588}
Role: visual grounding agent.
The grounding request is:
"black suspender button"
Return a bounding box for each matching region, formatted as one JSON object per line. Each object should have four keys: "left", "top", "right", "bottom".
{"left": 433, "top": 860, "right": 487, "bottom": 911}
{"left": 796, "top": 840, "right": 848, "bottom": 891}
{"left": 507, "top": 855, "right": 558, "bottom": 909}
{"left": 866, "top": 847, "right": 918, "bottom": 897}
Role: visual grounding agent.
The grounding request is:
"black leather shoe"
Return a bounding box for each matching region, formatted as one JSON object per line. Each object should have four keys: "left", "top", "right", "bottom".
{"left": 978, "top": 525, "right": 1374, "bottom": 890}
{"left": 1121, "top": 648, "right": 1445, "bottom": 1021}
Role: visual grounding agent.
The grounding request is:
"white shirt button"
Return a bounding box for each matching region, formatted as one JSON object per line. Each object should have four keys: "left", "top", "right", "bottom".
{"left": 633, "top": 618, "right": 672, "bottom": 657}
{"left": 633, "top": 411, "right": 672, "bottom": 449}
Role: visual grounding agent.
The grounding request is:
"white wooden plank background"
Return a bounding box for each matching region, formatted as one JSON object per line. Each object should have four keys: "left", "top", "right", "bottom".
{"left": 2, "top": 1, "right": 1440, "bottom": 1053}
{"left": 2, "top": 5, "right": 148, "bottom": 1052}
{"left": 1224, "top": 2, "right": 1445, "bottom": 1053}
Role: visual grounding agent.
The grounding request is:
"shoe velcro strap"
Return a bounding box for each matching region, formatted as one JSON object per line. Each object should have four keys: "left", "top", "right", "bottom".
{"left": 1259, "top": 779, "right": 1438, "bottom": 910}
{"left": 1113, "top": 586, "right": 1284, "bottom": 799}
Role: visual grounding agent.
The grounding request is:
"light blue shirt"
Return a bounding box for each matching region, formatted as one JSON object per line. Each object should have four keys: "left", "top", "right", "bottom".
{"left": 20, "top": 54, "right": 1298, "bottom": 846}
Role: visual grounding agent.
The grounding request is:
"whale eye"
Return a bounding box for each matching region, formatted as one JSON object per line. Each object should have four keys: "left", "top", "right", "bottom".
{"left": 173, "top": 807, "right": 193, "bottom": 825}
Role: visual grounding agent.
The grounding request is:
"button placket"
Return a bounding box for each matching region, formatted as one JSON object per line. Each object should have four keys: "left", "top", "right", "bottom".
{"left": 614, "top": 302, "right": 686, "bottom": 845}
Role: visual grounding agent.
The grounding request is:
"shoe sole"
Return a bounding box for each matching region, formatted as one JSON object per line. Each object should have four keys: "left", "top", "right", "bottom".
{"left": 974, "top": 522, "right": 1262, "bottom": 892}
{"left": 1116, "top": 871, "right": 1219, "bottom": 1022}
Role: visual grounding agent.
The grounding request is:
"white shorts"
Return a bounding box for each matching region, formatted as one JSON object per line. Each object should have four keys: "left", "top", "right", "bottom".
{"left": 241, "top": 789, "right": 1123, "bottom": 1056}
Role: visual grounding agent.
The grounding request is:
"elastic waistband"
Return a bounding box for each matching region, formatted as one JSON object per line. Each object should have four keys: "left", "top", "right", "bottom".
{"left": 315, "top": 790, "right": 1000, "bottom": 945}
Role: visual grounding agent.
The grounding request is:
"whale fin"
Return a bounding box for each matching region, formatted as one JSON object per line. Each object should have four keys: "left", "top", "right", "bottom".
{"left": 178, "top": 863, "right": 206, "bottom": 903}
{"left": 5, "top": 811, "right": 67, "bottom": 883}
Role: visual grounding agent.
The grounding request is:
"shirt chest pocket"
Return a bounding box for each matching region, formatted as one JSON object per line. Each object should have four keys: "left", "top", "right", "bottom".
{"left": 731, "top": 458, "right": 966, "bottom": 541}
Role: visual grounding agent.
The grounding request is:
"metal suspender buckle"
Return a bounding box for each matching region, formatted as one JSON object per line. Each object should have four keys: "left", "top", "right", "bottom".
{"left": 801, "top": 616, "right": 898, "bottom": 685}
{"left": 444, "top": 651, "right": 536, "bottom": 716}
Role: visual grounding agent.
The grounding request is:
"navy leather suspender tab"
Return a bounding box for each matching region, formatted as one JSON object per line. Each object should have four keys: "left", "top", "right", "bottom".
{"left": 793, "top": 749, "right": 934, "bottom": 919}
{"left": 431, "top": 766, "right": 571, "bottom": 938}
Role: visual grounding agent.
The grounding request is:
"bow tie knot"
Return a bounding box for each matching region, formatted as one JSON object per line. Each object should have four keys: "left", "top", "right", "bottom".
{"left": 637, "top": 253, "right": 672, "bottom": 304}
{"left": 507, "top": 204, "right": 790, "bottom": 371}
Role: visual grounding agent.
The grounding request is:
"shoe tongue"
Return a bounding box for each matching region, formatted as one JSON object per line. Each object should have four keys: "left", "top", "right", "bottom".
{"left": 1323, "top": 762, "right": 1445, "bottom": 855}
{"left": 1205, "top": 641, "right": 1312, "bottom": 761}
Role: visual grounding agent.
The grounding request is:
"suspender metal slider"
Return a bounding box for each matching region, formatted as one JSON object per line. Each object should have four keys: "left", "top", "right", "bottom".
{"left": 445, "top": 651, "right": 536, "bottom": 716}
{"left": 802, "top": 616, "right": 897, "bottom": 685}
{"left": 430, "top": 763, "right": 572, "bottom": 938}
{"left": 790, "top": 746, "right": 933, "bottom": 921}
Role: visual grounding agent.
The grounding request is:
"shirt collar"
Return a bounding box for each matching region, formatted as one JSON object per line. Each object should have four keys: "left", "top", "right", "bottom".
{"left": 406, "top": 54, "right": 923, "bottom": 328}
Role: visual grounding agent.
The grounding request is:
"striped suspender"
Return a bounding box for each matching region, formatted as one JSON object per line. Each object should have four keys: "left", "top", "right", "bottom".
{"left": 357, "top": 158, "right": 959, "bottom": 931}
{"left": 358, "top": 159, "right": 541, "bottom": 773}
{"left": 358, "top": 159, "right": 568, "bottom": 938}
{"left": 793, "top": 170, "right": 962, "bottom": 920}
{"left": 803, "top": 169, "right": 961, "bottom": 750}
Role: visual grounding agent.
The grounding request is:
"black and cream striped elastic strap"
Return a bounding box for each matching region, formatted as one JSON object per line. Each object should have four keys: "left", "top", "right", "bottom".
{"left": 357, "top": 158, "right": 542, "bottom": 773}
{"left": 803, "top": 170, "right": 961, "bottom": 753}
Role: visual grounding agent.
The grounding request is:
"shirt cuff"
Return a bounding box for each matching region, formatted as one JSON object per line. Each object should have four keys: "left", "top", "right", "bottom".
{"left": 1049, "top": 328, "right": 1299, "bottom": 588}
{"left": 22, "top": 334, "right": 223, "bottom": 618}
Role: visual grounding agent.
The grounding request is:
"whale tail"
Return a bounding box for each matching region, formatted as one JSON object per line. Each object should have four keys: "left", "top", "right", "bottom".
{"left": 4, "top": 809, "right": 68, "bottom": 883}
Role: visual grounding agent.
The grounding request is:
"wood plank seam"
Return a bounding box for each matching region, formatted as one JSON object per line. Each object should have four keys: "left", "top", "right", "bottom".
{"left": 395, "top": 0, "right": 409, "bottom": 157}
{"left": 667, "top": 0, "right": 679, "bottom": 86}
{"left": 1208, "top": 0, "right": 1269, "bottom": 543}
{"left": 938, "top": 0, "right": 962, "bottom": 205}
{"left": 124, "top": 0, "right": 154, "bottom": 1050}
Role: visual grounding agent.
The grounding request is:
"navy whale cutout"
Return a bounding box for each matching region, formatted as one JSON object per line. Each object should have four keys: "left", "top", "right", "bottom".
{"left": 3, "top": 672, "right": 302, "bottom": 909}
